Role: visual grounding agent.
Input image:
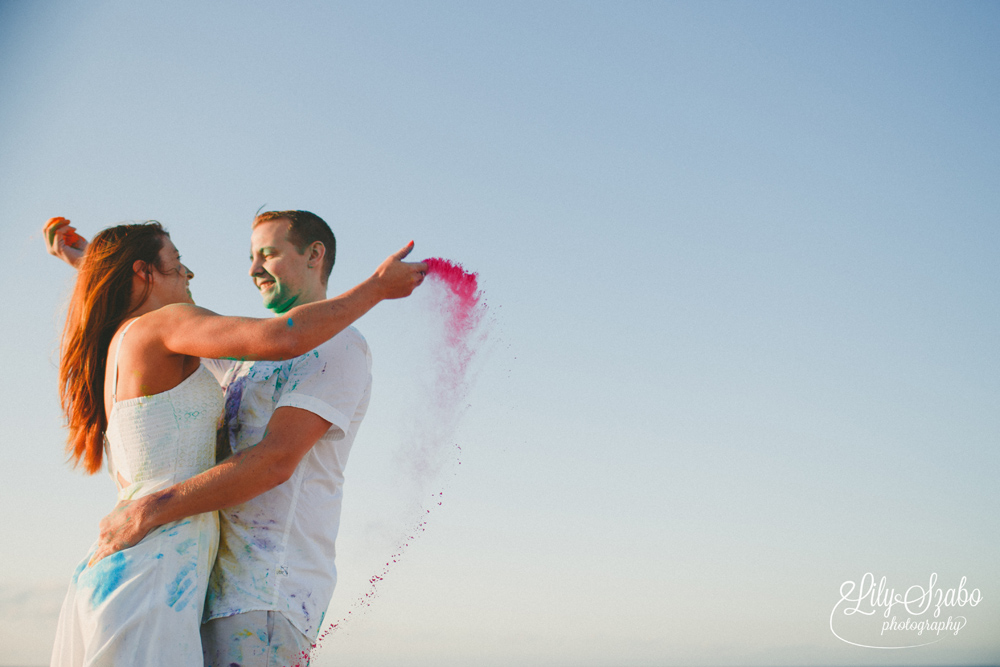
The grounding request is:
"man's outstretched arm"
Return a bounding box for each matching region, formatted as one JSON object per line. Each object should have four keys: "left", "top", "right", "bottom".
{"left": 89, "top": 406, "right": 330, "bottom": 565}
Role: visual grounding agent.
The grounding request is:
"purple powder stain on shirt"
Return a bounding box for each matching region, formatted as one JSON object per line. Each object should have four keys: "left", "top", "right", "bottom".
{"left": 225, "top": 374, "right": 248, "bottom": 447}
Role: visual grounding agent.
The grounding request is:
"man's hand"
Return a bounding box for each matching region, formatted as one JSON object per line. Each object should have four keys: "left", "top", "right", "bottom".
{"left": 85, "top": 406, "right": 334, "bottom": 568}
{"left": 44, "top": 217, "right": 89, "bottom": 269}
{"left": 88, "top": 496, "right": 152, "bottom": 566}
{"left": 372, "top": 241, "right": 427, "bottom": 300}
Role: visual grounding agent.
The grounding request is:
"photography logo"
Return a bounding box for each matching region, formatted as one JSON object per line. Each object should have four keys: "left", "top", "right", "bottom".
{"left": 830, "top": 573, "right": 981, "bottom": 649}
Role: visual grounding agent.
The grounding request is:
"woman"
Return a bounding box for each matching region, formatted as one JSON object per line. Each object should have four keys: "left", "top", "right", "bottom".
{"left": 45, "top": 219, "right": 424, "bottom": 666}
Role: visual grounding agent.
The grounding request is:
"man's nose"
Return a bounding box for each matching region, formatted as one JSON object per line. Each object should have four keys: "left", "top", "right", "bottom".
{"left": 249, "top": 256, "right": 264, "bottom": 277}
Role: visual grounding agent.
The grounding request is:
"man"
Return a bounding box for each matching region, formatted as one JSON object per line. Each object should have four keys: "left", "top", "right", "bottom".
{"left": 46, "top": 211, "right": 424, "bottom": 666}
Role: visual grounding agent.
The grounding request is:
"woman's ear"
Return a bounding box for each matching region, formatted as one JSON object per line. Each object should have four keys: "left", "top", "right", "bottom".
{"left": 133, "top": 259, "right": 150, "bottom": 278}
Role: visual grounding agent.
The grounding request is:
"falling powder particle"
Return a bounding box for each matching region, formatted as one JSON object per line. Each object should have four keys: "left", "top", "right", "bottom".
{"left": 310, "top": 258, "right": 489, "bottom": 655}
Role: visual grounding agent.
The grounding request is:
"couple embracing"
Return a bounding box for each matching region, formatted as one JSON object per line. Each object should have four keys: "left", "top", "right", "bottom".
{"left": 45, "top": 211, "right": 427, "bottom": 667}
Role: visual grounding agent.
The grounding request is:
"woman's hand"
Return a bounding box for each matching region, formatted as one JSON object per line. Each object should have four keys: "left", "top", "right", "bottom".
{"left": 87, "top": 496, "right": 153, "bottom": 566}
{"left": 371, "top": 241, "right": 427, "bottom": 300}
{"left": 44, "top": 217, "right": 89, "bottom": 269}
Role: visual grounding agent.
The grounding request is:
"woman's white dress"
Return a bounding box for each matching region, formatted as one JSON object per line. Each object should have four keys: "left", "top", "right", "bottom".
{"left": 51, "top": 321, "right": 225, "bottom": 667}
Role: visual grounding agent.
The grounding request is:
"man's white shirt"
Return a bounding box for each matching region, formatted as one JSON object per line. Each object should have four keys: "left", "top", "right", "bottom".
{"left": 201, "top": 326, "right": 372, "bottom": 638}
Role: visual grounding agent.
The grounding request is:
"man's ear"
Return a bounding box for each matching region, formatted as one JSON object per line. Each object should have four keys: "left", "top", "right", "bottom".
{"left": 307, "top": 242, "right": 325, "bottom": 269}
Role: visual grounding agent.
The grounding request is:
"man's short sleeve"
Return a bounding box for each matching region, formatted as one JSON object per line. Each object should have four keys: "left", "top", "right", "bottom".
{"left": 201, "top": 358, "right": 239, "bottom": 386}
{"left": 275, "top": 328, "right": 372, "bottom": 440}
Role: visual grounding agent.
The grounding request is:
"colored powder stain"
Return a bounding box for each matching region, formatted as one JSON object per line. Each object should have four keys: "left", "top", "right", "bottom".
{"left": 225, "top": 375, "right": 248, "bottom": 446}
{"left": 287, "top": 317, "right": 294, "bottom": 327}
{"left": 175, "top": 537, "right": 196, "bottom": 555}
{"left": 166, "top": 561, "right": 197, "bottom": 610}
{"left": 89, "top": 551, "right": 129, "bottom": 607}
{"left": 71, "top": 558, "right": 88, "bottom": 585}
{"left": 236, "top": 629, "right": 254, "bottom": 637}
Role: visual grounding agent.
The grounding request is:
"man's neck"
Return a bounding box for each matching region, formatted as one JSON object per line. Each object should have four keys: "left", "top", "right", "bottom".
{"left": 271, "top": 285, "right": 327, "bottom": 316}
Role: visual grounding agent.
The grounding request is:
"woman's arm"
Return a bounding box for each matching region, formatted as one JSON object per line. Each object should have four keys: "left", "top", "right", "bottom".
{"left": 148, "top": 242, "right": 425, "bottom": 361}
{"left": 44, "top": 217, "right": 89, "bottom": 268}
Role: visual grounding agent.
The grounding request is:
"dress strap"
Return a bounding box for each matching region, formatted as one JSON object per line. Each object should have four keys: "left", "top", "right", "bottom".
{"left": 111, "top": 319, "right": 139, "bottom": 403}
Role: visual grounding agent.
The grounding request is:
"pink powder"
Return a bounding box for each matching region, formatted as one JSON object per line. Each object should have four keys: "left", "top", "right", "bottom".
{"left": 422, "top": 257, "right": 484, "bottom": 382}
{"left": 423, "top": 258, "right": 480, "bottom": 333}
{"left": 310, "top": 260, "right": 489, "bottom": 656}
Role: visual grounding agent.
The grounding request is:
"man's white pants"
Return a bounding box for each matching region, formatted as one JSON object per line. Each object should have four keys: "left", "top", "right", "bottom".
{"left": 202, "top": 611, "right": 313, "bottom": 667}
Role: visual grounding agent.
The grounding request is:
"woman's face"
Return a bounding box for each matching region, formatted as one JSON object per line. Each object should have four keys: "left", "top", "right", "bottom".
{"left": 152, "top": 237, "right": 195, "bottom": 305}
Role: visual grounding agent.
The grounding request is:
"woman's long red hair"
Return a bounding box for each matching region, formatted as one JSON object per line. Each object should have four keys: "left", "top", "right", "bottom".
{"left": 59, "top": 222, "right": 167, "bottom": 474}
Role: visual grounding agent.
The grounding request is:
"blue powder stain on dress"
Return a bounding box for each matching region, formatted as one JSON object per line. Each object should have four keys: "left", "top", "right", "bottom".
{"left": 71, "top": 558, "right": 88, "bottom": 585}
{"left": 166, "top": 561, "right": 198, "bottom": 611}
{"left": 89, "top": 551, "right": 129, "bottom": 607}
{"left": 175, "top": 537, "right": 196, "bottom": 555}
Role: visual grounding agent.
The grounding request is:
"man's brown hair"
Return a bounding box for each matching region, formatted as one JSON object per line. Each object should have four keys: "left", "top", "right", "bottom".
{"left": 254, "top": 210, "right": 337, "bottom": 285}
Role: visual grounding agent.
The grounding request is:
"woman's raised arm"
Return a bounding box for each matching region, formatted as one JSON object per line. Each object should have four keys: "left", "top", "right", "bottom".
{"left": 149, "top": 243, "right": 425, "bottom": 361}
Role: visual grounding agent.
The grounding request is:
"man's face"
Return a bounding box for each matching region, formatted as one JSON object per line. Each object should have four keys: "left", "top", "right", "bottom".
{"left": 249, "top": 220, "right": 309, "bottom": 314}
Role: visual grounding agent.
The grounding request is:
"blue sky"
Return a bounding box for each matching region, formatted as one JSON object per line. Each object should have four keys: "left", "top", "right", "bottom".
{"left": 1, "top": 2, "right": 998, "bottom": 665}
